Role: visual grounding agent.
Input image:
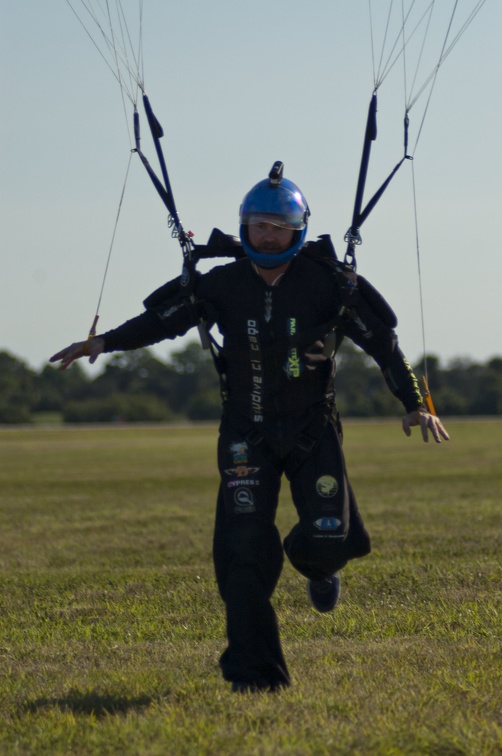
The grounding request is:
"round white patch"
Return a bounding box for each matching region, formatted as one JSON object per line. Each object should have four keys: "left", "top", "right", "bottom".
{"left": 316, "top": 475, "right": 338, "bottom": 498}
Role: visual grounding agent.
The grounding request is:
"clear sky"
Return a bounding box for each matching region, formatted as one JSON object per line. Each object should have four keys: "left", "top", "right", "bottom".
{"left": 1, "top": 1, "right": 500, "bottom": 376}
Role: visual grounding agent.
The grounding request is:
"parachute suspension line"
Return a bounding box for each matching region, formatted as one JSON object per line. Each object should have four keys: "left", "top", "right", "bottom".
{"left": 399, "top": 4, "right": 437, "bottom": 412}
{"left": 65, "top": 1, "right": 131, "bottom": 105}
{"left": 397, "top": 1, "right": 427, "bottom": 406}
{"left": 103, "top": 1, "right": 136, "bottom": 147}
{"left": 107, "top": 0, "right": 145, "bottom": 95}
{"left": 137, "top": 0, "right": 145, "bottom": 92}
{"left": 369, "top": 0, "right": 485, "bottom": 102}
{"left": 367, "top": 0, "right": 377, "bottom": 86}
{"left": 400, "top": 0, "right": 409, "bottom": 107}
{"left": 347, "top": 0, "right": 488, "bottom": 264}
{"left": 345, "top": 1, "right": 432, "bottom": 263}
{"left": 409, "top": 134, "right": 437, "bottom": 413}
{"left": 373, "top": 0, "right": 396, "bottom": 89}
{"left": 65, "top": 0, "right": 145, "bottom": 105}
{"left": 400, "top": 0, "right": 487, "bottom": 410}
{"left": 105, "top": 0, "right": 147, "bottom": 147}
{"left": 409, "top": 0, "right": 456, "bottom": 154}
{"left": 406, "top": 0, "right": 488, "bottom": 116}
{"left": 66, "top": 2, "right": 208, "bottom": 349}
{"left": 405, "top": 1, "right": 435, "bottom": 114}
{"left": 408, "top": 1, "right": 490, "bottom": 155}
{"left": 110, "top": 0, "right": 145, "bottom": 95}
{"left": 348, "top": 1, "right": 488, "bottom": 403}
{"left": 65, "top": 1, "right": 193, "bottom": 259}
{"left": 87, "top": 151, "right": 134, "bottom": 341}
{"left": 371, "top": 0, "right": 431, "bottom": 91}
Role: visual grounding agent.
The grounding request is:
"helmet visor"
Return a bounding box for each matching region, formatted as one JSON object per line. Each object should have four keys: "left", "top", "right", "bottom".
{"left": 243, "top": 213, "right": 305, "bottom": 230}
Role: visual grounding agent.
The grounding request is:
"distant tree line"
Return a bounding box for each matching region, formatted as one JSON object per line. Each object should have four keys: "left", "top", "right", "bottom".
{"left": 1, "top": 341, "right": 501, "bottom": 424}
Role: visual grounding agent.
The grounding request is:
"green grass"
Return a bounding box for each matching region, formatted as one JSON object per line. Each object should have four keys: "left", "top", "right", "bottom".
{"left": 0, "top": 420, "right": 500, "bottom": 755}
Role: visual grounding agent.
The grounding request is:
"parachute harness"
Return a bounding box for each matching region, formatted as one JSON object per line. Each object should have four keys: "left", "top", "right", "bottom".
{"left": 131, "top": 94, "right": 209, "bottom": 348}
{"left": 344, "top": 92, "right": 413, "bottom": 270}
{"left": 66, "top": 0, "right": 487, "bottom": 406}
{"left": 345, "top": 0, "right": 487, "bottom": 414}
{"left": 66, "top": 0, "right": 209, "bottom": 351}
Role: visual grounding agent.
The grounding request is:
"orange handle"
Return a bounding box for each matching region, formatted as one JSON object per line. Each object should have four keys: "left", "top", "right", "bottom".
{"left": 421, "top": 375, "right": 437, "bottom": 416}
{"left": 88, "top": 314, "right": 99, "bottom": 341}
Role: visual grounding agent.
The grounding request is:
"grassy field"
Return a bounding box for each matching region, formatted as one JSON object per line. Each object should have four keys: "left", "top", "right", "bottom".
{"left": 0, "top": 420, "right": 500, "bottom": 755}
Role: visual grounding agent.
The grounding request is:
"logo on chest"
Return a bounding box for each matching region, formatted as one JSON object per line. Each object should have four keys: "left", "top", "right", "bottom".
{"left": 284, "top": 318, "right": 303, "bottom": 379}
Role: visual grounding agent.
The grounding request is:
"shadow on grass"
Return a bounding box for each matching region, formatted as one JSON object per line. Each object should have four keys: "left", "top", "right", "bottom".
{"left": 23, "top": 688, "right": 165, "bottom": 718}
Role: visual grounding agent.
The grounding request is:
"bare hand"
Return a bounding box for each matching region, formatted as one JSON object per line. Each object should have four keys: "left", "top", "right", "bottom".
{"left": 49, "top": 337, "right": 105, "bottom": 370}
{"left": 402, "top": 409, "right": 450, "bottom": 443}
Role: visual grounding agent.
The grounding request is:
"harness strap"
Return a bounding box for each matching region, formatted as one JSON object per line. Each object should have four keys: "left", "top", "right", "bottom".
{"left": 133, "top": 94, "right": 210, "bottom": 347}
{"left": 345, "top": 93, "right": 412, "bottom": 267}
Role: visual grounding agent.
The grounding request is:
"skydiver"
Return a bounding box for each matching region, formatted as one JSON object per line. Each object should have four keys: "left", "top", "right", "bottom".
{"left": 50, "top": 165, "right": 449, "bottom": 693}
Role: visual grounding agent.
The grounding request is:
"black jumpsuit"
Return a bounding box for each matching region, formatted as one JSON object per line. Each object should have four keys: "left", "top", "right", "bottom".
{"left": 99, "top": 239, "right": 423, "bottom": 690}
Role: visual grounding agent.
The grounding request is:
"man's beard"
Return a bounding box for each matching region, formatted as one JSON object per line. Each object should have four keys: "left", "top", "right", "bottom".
{"left": 256, "top": 244, "right": 284, "bottom": 253}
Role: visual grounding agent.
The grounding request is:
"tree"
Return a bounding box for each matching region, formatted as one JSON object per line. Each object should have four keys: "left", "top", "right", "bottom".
{"left": 34, "top": 361, "right": 90, "bottom": 412}
{"left": 165, "top": 342, "right": 221, "bottom": 417}
{"left": 0, "top": 351, "right": 36, "bottom": 423}
{"left": 469, "top": 358, "right": 502, "bottom": 415}
{"left": 90, "top": 349, "right": 171, "bottom": 397}
{"left": 63, "top": 393, "right": 174, "bottom": 423}
{"left": 334, "top": 340, "right": 401, "bottom": 416}
{"left": 186, "top": 388, "right": 222, "bottom": 421}
{"left": 2, "top": 343, "right": 501, "bottom": 425}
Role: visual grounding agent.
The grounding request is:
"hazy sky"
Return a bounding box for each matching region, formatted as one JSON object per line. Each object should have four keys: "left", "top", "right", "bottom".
{"left": 1, "top": 1, "right": 500, "bottom": 376}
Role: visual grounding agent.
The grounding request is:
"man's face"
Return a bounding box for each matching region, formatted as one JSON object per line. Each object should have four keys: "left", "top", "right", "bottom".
{"left": 248, "top": 222, "right": 294, "bottom": 255}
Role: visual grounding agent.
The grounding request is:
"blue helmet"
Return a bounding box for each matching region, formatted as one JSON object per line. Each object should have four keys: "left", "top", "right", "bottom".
{"left": 239, "top": 162, "right": 310, "bottom": 268}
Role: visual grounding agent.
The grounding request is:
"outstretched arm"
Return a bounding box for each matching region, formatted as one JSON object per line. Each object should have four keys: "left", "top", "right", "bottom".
{"left": 342, "top": 281, "right": 449, "bottom": 444}
{"left": 49, "top": 309, "right": 166, "bottom": 370}
{"left": 50, "top": 285, "right": 205, "bottom": 371}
